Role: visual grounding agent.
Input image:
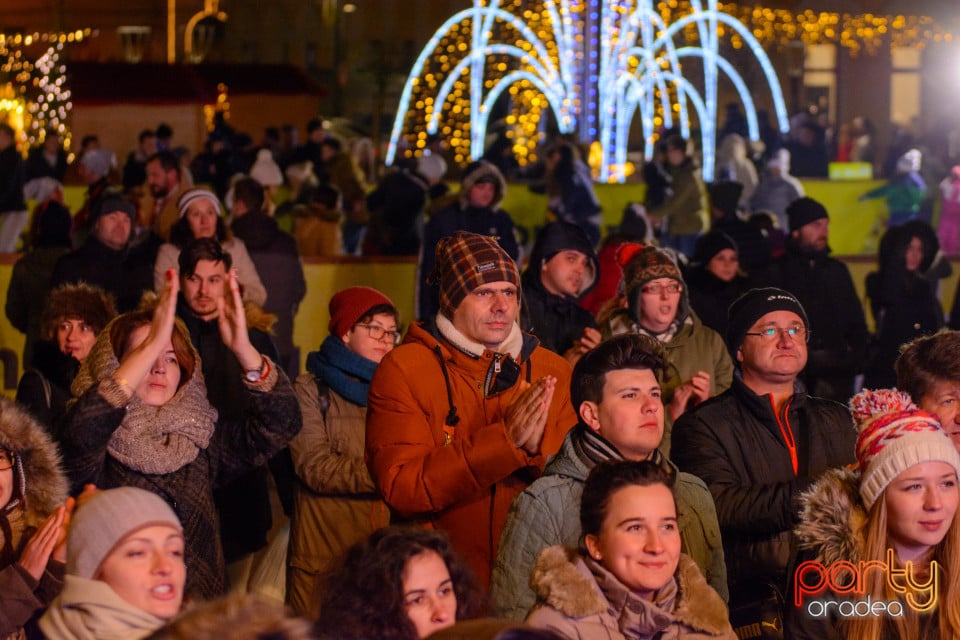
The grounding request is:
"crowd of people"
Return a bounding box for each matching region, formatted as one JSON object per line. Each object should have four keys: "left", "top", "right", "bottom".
{"left": 5, "top": 113, "right": 960, "bottom": 639}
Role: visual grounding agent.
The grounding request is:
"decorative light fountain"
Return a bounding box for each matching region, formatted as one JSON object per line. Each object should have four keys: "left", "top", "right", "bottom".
{"left": 387, "top": 0, "right": 789, "bottom": 182}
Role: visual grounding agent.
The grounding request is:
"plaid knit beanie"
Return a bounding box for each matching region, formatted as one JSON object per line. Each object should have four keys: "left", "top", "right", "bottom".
{"left": 851, "top": 388, "right": 960, "bottom": 509}
{"left": 432, "top": 231, "right": 519, "bottom": 319}
{"left": 67, "top": 487, "right": 182, "bottom": 579}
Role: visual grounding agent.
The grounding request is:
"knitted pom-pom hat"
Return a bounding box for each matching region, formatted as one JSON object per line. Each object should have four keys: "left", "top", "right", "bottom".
{"left": 851, "top": 388, "right": 960, "bottom": 509}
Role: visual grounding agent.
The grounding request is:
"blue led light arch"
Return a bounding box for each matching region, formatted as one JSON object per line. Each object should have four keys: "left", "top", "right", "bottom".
{"left": 387, "top": 0, "right": 790, "bottom": 183}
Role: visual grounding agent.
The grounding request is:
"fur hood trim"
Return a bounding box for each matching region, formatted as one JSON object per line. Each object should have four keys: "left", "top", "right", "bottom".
{"left": 795, "top": 467, "right": 867, "bottom": 565}
{"left": 530, "top": 546, "right": 731, "bottom": 634}
{"left": 531, "top": 546, "right": 608, "bottom": 617}
{"left": 459, "top": 160, "right": 507, "bottom": 211}
{"left": 0, "top": 397, "right": 68, "bottom": 524}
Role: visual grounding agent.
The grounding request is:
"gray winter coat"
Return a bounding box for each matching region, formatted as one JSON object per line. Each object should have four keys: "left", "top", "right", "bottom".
{"left": 491, "top": 427, "right": 727, "bottom": 620}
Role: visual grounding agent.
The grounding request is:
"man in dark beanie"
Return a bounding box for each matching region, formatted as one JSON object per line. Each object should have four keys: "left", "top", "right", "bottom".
{"left": 366, "top": 231, "right": 577, "bottom": 588}
{"left": 50, "top": 193, "right": 156, "bottom": 312}
{"left": 672, "top": 286, "right": 855, "bottom": 611}
{"left": 520, "top": 221, "right": 600, "bottom": 362}
{"left": 760, "top": 195, "right": 868, "bottom": 402}
{"left": 706, "top": 180, "right": 770, "bottom": 274}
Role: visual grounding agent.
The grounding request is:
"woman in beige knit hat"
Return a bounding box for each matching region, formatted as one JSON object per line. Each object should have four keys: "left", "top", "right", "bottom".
{"left": 788, "top": 388, "right": 960, "bottom": 640}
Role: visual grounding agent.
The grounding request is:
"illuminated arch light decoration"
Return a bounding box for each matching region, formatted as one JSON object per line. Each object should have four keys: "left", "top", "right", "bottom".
{"left": 387, "top": 0, "right": 789, "bottom": 182}
{"left": 387, "top": 0, "right": 581, "bottom": 169}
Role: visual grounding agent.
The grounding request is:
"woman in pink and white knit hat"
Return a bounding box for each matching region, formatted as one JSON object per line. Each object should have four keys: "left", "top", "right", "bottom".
{"left": 787, "top": 388, "right": 960, "bottom": 640}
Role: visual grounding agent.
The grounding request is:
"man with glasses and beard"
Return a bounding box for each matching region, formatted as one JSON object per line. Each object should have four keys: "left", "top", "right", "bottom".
{"left": 366, "top": 231, "right": 577, "bottom": 588}
{"left": 672, "top": 288, "right": 855, "bottom": 612}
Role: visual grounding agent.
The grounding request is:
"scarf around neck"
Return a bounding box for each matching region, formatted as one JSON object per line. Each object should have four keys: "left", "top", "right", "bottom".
{"left": 585, "top": 555, "right": 680, "bottom": 636}
{"left": 305, "top": 336, "right": 379, "bottom": 407}
{"left": 435, "top": 312, "right": 524, "bottom": 359}
{"left": 40, "top": 575, "right": 167, "bottom": 640}
{"left": 72, "top": 320, "right": 218, "bottom": 475}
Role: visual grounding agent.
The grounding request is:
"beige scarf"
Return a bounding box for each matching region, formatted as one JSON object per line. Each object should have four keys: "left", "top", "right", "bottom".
{"left": 435, "top": 313, "right": 524, "bottom": 359}
{"left": 39, "top": 575, "right": 167, "bottom": 640}
{"left": 72, "top": 320, "right": 218, "bottom": 475}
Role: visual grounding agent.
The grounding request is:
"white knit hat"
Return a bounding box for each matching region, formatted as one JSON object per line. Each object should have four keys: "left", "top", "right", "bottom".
{"left": 249, "top": 148, "right": 283, "bottom": 187}
{"left": 851, "top": 388, "right": 960, "bottom": 509}
{"left": 177, "top": 187, "right": 222, "bottom": 218}
{"left": 67, "top": 487, "right": 182, "bottom": 579}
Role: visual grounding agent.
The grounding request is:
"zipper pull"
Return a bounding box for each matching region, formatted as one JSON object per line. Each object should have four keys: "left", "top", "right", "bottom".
{"left": 494, "top": 355, "right": 501, "bottom": 373}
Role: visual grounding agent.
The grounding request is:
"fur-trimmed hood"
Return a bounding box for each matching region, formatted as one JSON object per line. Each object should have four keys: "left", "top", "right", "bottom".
{"left": 795, "top": 467, "right": 867, "bottom": 566}
{"left": 529, "top": 546, "right": 733, "bottom": 637}
{"left": 0, "top": 397, "right": 68, "bottom": 525}
{"left": 459, "top": 160, "right": 507, "bottom": 211}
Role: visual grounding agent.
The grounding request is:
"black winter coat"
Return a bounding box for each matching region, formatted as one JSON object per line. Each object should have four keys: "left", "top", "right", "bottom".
{"left": 15, "top": 340, "right": 78, "bottom": 435}
{"left": 762, "top": 242, "right": 869, "bottom": 401}
{"left": 864, "top": 226, "right": 943, "bottom": 388}
{"left": 231, "top": 211, "right": 307, "bottom": 378}
{"left": 520, "top": 221, "right": 599, "bottom": 355}
{"left": 684, "top": 267, "right": 752, "bottom": 339}
{"left": 365, "top": 168, "right": 429, "bottom": 256}
{"left": 672, "top": 375, "right": 855, "bottom": 606}
{"left": 176, "top": 297, "right": 290, "bottom": 560}
{"left": 0, "top": 145, "right": 26, "bottom": 213}
{"left": 50, "top": 235, "right": 157, "bottom": 313}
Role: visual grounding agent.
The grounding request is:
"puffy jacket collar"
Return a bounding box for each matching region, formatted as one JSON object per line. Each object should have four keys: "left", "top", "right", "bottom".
{"left": 543, "top": 427, "right": 591, "bottom": 481}
{"left": 408, "top": 320, "right": 540, "bottom": 366}
{"left": 531, "top": 546, "right": 732, "bottom": 635}
{"left": 731, "top": 372, "right": 809, "bottom": 426}
{"left": 795, "top": 467, "right": 866, "bottom": 566}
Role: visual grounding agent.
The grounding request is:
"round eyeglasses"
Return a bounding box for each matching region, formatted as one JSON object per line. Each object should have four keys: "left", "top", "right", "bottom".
{"left": 356, "top": 323, "right": 401, "bottom": 344}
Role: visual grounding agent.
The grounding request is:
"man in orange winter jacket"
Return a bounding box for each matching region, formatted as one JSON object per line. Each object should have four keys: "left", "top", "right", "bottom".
{"left": 366, "top": 231, "right": 577, "bottom": 586}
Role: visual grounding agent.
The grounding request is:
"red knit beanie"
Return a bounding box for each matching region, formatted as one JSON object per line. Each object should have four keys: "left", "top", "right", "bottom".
{"left": 328, "top": 286, "right": 395, "bottom": 337}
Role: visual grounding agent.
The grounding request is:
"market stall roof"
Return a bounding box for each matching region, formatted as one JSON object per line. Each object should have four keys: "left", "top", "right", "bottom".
{"left": 67, "top": 61, "right": 325, "bottom": 105}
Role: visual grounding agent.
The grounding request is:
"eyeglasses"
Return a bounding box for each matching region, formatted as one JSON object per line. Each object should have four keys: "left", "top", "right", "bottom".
{"left": 0, "top": 449, "right": 13, "bottom": 471}
{"left": 640, "top": 282, "right": 682, "bottom": 296}
{"left": 356, "top": 323, "right": 401, "bottom": 344}
{"left": 744, "top": 325, "right": 809, "bottom": 343}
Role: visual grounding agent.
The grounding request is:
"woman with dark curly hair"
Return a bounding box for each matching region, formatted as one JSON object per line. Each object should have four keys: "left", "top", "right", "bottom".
{"left": 316, "top": 526, "right": 487, "bottom": 639}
